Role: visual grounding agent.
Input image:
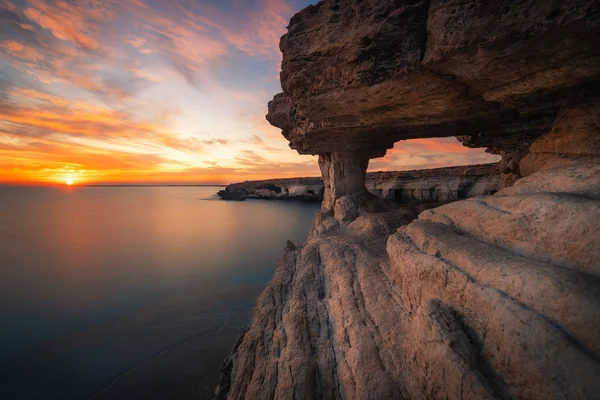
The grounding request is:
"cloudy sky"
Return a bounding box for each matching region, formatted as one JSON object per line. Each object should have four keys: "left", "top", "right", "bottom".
{"left": 0, "top": 0, "right": 498, "bottom": 185}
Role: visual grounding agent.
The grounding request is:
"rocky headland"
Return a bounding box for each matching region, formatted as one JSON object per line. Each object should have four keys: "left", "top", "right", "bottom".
{"left": 218, "top": 163, "right": 501, "bottom": 204}
{"left": 217, "top": 177, "right": 323, "bottom": 202}
{"left": 215, "top": 1, "right": 600, "bottom": 399}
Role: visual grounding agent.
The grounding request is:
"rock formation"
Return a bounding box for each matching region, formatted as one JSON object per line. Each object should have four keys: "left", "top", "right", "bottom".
{"left": 266, "top": 0, "right": 600, "bottom": 186}
{"left": 217, "top": 177, "right": 323, "bottom": 202}
{"left": 369, "top": 164, "right": 501, "bottom": 203}
{"left": 218, "top": 164, "right": 501, "bottom": 203}
{"left": 217, "top": 158, "right": 600, "bottom": 400}
{"left": 215, "top": 1, "right": 600, "bottom": 399}
{"left": 519, "top": 104, "right": 600, "bottom": 177}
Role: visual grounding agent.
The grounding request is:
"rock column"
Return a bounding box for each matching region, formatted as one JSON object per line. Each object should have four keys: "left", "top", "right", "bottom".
{"left": 318, "top": 152, "right": 370, "bottom": 212}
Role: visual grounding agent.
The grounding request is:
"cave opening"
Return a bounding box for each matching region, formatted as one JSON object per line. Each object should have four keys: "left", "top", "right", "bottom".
{"left": 367, "top": 137, "right": 501, "bottom": 173}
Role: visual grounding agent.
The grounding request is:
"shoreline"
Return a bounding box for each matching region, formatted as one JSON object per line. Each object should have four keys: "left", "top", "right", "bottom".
{"left": 217, "top": 163, "right": 501, "bottom": 203}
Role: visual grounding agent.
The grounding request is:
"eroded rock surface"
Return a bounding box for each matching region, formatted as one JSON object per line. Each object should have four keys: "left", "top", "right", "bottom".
{"left": 519, "top": 104, "right": 600, "bottom": 177}
{"left": 366, "top": 163, "right": 501, "bottom": 204}
{"left": 214, "top": 1, "right": 600, "bottom": 399}
{"left": 216, "top": 161, "right": 600, "bottom": 400}
{"left": 267, "top": 0, "right": 600, "bottom": 184}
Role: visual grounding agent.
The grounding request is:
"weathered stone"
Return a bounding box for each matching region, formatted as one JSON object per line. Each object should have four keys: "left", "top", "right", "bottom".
{"left": 367, "top": 163, "right": 502, "bottom": 203}
{"left": 318, "top": 152, "right": 372, "bottom": 212}
{"left": 214, "top": 326, "right": 249, "bottom": 400}
{"left": 419, "top": 194, "right": 600, "bottom": 273}
{"left": 313, "top": 215, "right": 339, "bottom": 236}
{"left": 529, "top": 104, "right": 600, "bottom": 155}
{"left": 217, "top": 161, "right": 600, "bottom": 400}
{"left": 267, "top": 0, "right": 600, "bottom": 170}
{"left": 215, "top": 1, "right": 600, "bottom": 399}
{"left": 423, "top": 1, "right": 600, "bottom": 105}
{"left": 499, "top": 158, "right": 600, "bottom": 198}
{"left": 519, "top": 104, "right": 600, "bottom": 176}
{"left": 401, "top": 300, "right": 500, "bottom": 400}
{"left": 519, "top": 153, "right": 595, "bottom": 176}
{"left": 345, "top": 205, "right": 432, "bottom": 237}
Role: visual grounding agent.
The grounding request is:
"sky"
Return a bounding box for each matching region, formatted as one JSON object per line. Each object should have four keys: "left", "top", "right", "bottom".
{"left": 0, "top": 0, "right": 499, "bottom": 185}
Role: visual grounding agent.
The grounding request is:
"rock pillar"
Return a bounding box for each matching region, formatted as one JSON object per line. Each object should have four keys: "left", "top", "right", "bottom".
{"left": 318, "top": 152, "right": 370, "bottom": 212}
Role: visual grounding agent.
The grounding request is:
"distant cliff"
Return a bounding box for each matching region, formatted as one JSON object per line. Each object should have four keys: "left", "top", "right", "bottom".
{"left": 218, "top": 163, "right": 501, "bottom": 203}
{"left": 217, "top": 177, "right": 323, "bottom": 201}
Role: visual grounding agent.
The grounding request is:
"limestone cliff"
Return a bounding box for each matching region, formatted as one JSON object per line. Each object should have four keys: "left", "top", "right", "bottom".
{"left": 218, "top": 164, "right": 501, "bottom": 203}
{"left": 217, "top": 160, "right": 600, "bottom": 400}
{"left": 267, "top": 0, "right": 600, "bottom": 186}
{"left": 215, "top": 1, "right": 600, "bottom": 399}
{"left": 218, "top": 177, "right": 323, "bottom": 201}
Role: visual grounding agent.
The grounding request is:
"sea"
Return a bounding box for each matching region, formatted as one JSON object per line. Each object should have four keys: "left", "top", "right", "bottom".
{"left": 0, "top": 186, "right": 319, "bottom": 399}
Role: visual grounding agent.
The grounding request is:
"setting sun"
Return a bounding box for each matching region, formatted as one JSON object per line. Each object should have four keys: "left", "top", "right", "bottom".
{"left": 65, "top": 178, "right": 74, "bottom": 186}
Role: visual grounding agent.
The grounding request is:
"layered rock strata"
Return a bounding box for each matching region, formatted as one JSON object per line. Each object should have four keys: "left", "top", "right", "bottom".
{"left": 215, "top": 1, "right": 600, "bottom": 399}
{"left": 519, "top": 104, "right": 600, "bottom": 177}
{"left": 266, "top": 0, "right": 600, "bottom": 185}
{"left": 367, "top": 164, "right": 501, "bottom": 203}
{"left": 217, "top": 160, "right": 600, "bottom": 400}
{"left": 218, "top": 164, "right": 501, "bottom": 204}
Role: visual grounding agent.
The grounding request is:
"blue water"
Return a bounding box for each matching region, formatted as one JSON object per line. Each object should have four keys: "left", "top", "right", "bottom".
{"left": 0, "top": 186, "right": 319, "bottom": 399}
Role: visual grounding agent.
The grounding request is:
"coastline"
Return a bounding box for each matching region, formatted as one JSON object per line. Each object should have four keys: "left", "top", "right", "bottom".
{"left": 213, "top": 1, "right": 600, "bottom": 398}
{"left": 217, "top": 163, "right": 501, "bottom": 203}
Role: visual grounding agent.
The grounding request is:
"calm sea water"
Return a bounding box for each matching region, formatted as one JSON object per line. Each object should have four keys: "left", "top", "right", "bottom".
{"left": 0, "top": 186, "right": 319, "bottom": 400}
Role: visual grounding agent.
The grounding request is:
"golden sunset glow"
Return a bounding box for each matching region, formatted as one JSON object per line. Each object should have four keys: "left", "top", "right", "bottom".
{"left": 0, "top": 0, "right": 499, "bottom": 186}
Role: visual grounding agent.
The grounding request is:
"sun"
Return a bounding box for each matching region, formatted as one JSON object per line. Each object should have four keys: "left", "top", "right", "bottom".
{"left": 65, "top": 178, "right": 74, "bottom": 186}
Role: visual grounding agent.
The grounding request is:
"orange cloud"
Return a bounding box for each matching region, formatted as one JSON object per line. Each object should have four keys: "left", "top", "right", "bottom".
{"left": 2, "top": 105, "right": 161, "bottom": 140}
{"left": 0, "top": 132, "right": 168, "bottom": 185}
{"left": 368, "top": 138, "right": 500, "bottom": 172}
{"left": 8, "top": 88, "right": 69, "bottom": 106}
{"left": 0, "top": 0, "right": 501, "bottom": 186}
{"left": 388, "top": 138, "right": 473, "bottom": 155}
{"left": 23, "top": 3, "right": 101, "bottom": 51}
{"left": 1, "top": 39, "right": 46, "bottom": 62}
{"left": 115, "top": 0, "right": 229, "bottom": 85}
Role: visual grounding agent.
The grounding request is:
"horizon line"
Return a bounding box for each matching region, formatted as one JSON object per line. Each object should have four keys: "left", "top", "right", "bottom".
{"left": 0, "top": 183, "right": 227, "bottom": 188}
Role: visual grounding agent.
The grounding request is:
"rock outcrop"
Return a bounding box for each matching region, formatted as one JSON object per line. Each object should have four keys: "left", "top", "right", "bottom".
{"left": 217, "top": 159, "right": 600, "bottom": 400}
{"left": 266, "top": 0, "right": 600, "bottom": 186}
{"left": 217, "top": 177, "right": 323, "bottom": 202}
{"left": 519, "top": 104, "right": 600, "bottom": 177}
{"left": 218, "top": 164, "right": 501, "bottom": 204}
{"left": 215, "top": 1, "right": 600, "bottom": 399}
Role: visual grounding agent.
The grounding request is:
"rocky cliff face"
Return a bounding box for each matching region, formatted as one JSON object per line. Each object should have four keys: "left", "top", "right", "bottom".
{"left": 215, "top": 1, "right": 600, "bottom": 399}
{"left": 366, "top": 163, "right": 501, "bottom": 203}
{"left": 217, "top": 153, "right": 600, "bottom": 400}
{"left": 218, "top": 164, "right": 501, "bottom": 204}
{"left": 267, "top": 0, "right": 600, "bottom": 187}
